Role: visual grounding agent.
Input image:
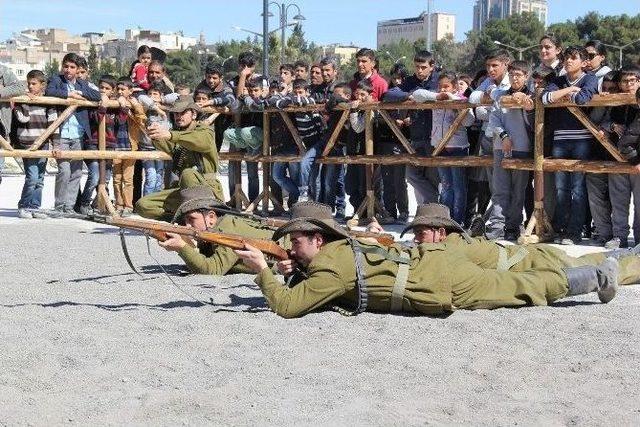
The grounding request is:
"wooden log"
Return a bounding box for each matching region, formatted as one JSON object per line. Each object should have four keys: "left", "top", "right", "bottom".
{"left": 261, "top": 110, "right": 271, "bottom": 214}
{"left": 96, "top": 115, "right": 108, "bottom": 213}
{"left": 0, "top": 149, "right": 172, "bottom": 161}
{"left": 500, "top": 93, "right": 636, "bottom": 109}
{"left": 0, "top": 134, "right": 13, "bottom": 151}
{"left": 364, "top": 111, "right": 375, "bottom": 218}
{"left": 318, "top": 154, "right": 494, "bottom": 167}
{"left": 567, "top": 106, "right": 624, "bottom": 162}
{"left": 432, "top": 109, "right": 469, "bottom": 156}
{"left": 219, "top": 152, "right": 302, "bottom": 162}
{"left": 277, "top": 111, "right": 306, "bottom": 154}
{"left": 29, "top": 105, "right": 77, "bottom": 150}
{"left": 378, "top": 110, "right": 415, "bottom": 155}
{"left": 321, "top": 110, "right": 349, "bottom": 157}
{"left": 501, "top": 158, "right": 640, "bottom": 174}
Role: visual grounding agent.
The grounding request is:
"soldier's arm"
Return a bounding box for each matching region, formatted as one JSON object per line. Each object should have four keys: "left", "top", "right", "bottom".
{"left": 254, "top": 264, "right": 348, "bottom": 318}
{"left": 178, "top": 244, "right": 242, "bottom": 275}
{"left": 169, "top": 127, "right": 215, "bottom": 152}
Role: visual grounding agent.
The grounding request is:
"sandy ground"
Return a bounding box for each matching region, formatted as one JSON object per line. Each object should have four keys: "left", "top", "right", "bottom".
{"left": 1, "top": 173, "right": 639, "bottom": 425}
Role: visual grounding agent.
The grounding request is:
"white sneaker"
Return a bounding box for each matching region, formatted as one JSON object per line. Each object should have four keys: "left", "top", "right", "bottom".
{"left": 18, "top": 208, "right": 33, "bottom": 219}
{"left": 32, "top": 211, "right": 49, "bottom": 219}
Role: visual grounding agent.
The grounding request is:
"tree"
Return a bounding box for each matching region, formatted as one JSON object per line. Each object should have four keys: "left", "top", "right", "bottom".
{"left": 87, "top": 44, "right": 98, "bottom": 74}
{"left": 44, "top": 59, "right": 60, "bottom": 79}
{"left": 165, "top": 50, "right": 201, "bottom": 87}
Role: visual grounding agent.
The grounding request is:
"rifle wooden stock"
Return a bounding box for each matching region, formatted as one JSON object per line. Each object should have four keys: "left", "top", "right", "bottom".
{"left": 259, "top": 217, "right": 396, "bottom": 246}
{"left": 103, "top": 216, "right": 289, "bottom": 260}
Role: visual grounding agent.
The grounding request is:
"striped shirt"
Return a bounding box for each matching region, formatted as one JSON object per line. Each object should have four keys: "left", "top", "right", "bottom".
{"left": 14, "top": 104, "right": 58, "bottom": 149}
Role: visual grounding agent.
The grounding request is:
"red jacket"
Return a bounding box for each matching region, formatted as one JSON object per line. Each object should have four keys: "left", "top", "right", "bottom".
{"left": 349, "top": 70, "right": 388, "bottom": 101}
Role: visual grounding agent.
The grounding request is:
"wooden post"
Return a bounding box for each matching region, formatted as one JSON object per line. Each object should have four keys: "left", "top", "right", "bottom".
{"left": 432, "top": 110, "right": 468, "bottom": 156}
{"left": 321, "top": 111, "right": 349, "bottom": 157}
{"left": 364, "top": 110, "right": 375, "bottom": 218}
{"left": 96, "top": 115, "right": 110, "bottom": 213}
{"left": 0, "top": 134, "right": 13, "bottom": 151}
{"left": 28, "top": 105, "right": 77, "bottom": 151}
{"left": 278, "top": 111, "right": 306, "bottom": 154}
{"left": 567, "top": 106, "right": 624, "bottom": 162}
{"left": 261, "top": 109, "right": 271, "bottom": 214}
{"left": 520, "top": 95, "right": 553, "bottom": 244}
{"left": 378, "top": 110, "right": 415, "bottom": 155}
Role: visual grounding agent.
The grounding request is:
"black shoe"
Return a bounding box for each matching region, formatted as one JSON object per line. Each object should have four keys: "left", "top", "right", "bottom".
{"left": 469, "top": 215, "right": 485, "bottom": 237}
{"left": 504, "top": 230, "right": 520, "bottom": 241}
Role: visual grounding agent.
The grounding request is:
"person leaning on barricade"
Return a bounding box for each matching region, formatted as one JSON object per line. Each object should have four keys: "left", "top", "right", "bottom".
{"left": 233, "top": 201, "right": 622, "bottom": 319}
{"left": 135, "top": 96, "right": 224, "bottom": 221}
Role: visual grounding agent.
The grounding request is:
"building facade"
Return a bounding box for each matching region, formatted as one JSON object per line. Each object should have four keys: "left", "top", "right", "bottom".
{"left": 473, "top": 0, "right": 547, "bottom": 31}
{"left": 377, "top": 12, "right": 455, "bottom": 48}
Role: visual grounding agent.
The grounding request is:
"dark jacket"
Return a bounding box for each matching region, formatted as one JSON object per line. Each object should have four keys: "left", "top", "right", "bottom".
{"left": 45, "top": 74, "right": 101, "bottom": 140}
{"left": 616, "top": 106, "right": 640, "bottom": 165}
{"left": 384, "top": 72, "right": 439, "bottom": 143}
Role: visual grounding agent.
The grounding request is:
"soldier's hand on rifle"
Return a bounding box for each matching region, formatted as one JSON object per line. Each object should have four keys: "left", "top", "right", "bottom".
{"left": 366, "top": 218, "right": 384, "bottom": 234}
{"left": 276, "top": 259, "right": 298, "bottom": 277}
{"left": 234, "top": 243, "right": 269, "bottom": 273}
{"left": 158, "top": 232, "right": 186, "bottom": 251}
{"left": 147, "top": 122, "right": 171, "bottom": 141}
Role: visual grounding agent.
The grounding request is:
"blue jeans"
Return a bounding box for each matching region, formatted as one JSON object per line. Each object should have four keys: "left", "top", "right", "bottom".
{"left": 319, "top": 145, "right": 346, "bottom": 212}
{"left": 272, "top": 146, "right": 301, "bottom": 202}
{"left": 299, "top": 140, "right": 322, "bottom": 198}
{"left": 81, "top": 160, "right": 113, "bottom": 206}
{"left": 142, "top": 159, "right": 165, "bottom": 196}
{"left": 18, "top": 157, "right": 47, "bottom": 209}
{"left": 552, "top": 139, "right": 591, "bottom": 236}
{"left": 437, "top": 147, "right": 468, "bottom": 224}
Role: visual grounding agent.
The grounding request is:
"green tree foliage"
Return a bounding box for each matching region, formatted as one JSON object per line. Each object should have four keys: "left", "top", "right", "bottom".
{"left": 44, "top": 59, "right": 60, "bottom": 79}
{"left": 87, "top": 44, "right": 98, "bottom": 74}
{"left": 165, "top": 50, "right": 201, "bottom": 87}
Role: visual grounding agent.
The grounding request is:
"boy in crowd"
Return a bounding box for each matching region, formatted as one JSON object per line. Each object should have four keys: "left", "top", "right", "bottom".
{"left": 228, "top": 52, "right": 268, "bottom": 203}
{"left": 294, "top": 60, "right": 309, "bottom": 81}
{"left": 224, "top": 76, "right": 266, "bottom": 202}
{"left": 345, "top": 80, "right": 375, "bottom": 212}
{"left": 542, "top": 46, "right": 599, "bottom": 245}
{"left": 468, "top": 50, "right": 511, "bottom": 211}
{"left": 279, "top": 63, "right": 295, "bottom": 94}
{"left": 272, "top": 78, "right": 325, "bottom": 202}
{"left": 14, "top": 70, "right": 58, "bottom": 219}
{"left": 384, "top": 50, "right": 440, "bottom": 205}
{"left": 194, "top": 62, "right": 238, "bottom": 152}
{"left": 79, "top": 75, "right": 119, "bottom": 214}
{"left": 113, "top": 77, "right": 146, "bottom": 216}
{"left": 485, "top": 60, "right": 535, "bottom": 240}
{"left": 606, "top": 69, "right": 640, "bottom": 248}
{"left": 0, "top": 63, "right": 25, "bottom": 185}
{"left": 45, "top": 52, "right": 101, "bottom": 213}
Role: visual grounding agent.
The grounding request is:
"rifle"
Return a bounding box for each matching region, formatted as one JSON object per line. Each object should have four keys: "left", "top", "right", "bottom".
{"left": 40, "top": 210, "right": 290, "bottom": 261}
{"left": 259, "top": 217, "right": 396, "bottom": 246}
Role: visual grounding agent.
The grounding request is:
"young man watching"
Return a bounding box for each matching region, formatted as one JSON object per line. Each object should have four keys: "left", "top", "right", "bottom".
{"left": 349, "top": 48, "right": 388, "bottom": 101}
{"left": 45, "top": 53, "right": 101, "bottom": 213}
{"left": 384, "top": 50, "right": 439, "bottom": 204}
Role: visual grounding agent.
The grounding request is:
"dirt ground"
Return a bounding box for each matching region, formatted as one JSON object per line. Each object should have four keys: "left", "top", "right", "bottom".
{"left": 1, "top": 175, "right": 639, "bottom": 425}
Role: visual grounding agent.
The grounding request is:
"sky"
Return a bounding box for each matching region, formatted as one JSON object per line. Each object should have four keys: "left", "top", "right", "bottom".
{"left": 1, "top": 0, "right": 638, "bottom": 47}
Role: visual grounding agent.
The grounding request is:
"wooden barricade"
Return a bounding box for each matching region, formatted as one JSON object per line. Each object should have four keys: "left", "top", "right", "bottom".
{"left": 1, "top": 93, "right": 638, "bottom": 244}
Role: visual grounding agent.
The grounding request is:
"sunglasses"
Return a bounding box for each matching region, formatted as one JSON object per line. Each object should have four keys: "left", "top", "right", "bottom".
{"left": 586, "top": 52, "right": 599, "bottom": 60}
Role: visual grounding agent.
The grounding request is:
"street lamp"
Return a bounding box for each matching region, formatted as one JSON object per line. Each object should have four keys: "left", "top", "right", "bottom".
{"left": 265, "top": 2, "right": 305, "bottom": 65}
{"left": 602, "top": 38, "right": 640, "bottom": 69}
{"left": 384, "top": 51, "right": 406, "bottom": 64}
{"left": 493, "top": 40, "right": 538, "bottom": 61}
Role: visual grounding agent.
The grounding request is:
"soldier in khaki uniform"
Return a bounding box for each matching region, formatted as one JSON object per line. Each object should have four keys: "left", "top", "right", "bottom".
{"left": 159, "top": 185, "right": 288, "bottom": 275}
{"left": 135, "top": 97, "right": 224, "bottom": 221}
{"left": 376, "top": 203, "right": 640, "bottom": 286}
{"left": 234, "top": 202, "right": 619, "bottom": 319}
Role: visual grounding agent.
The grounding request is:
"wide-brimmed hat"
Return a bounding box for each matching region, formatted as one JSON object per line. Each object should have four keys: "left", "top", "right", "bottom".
{"left": 272, "top": 201, "right": 350, "bottom": 241}
{"left": 400, "top": 203, "right": 466, "bottom": 237}
{"left": 166, "top": 96, "right": 201, "bottom": 114}
{"left": 171, "top": 185, "right": 228, "bottom": 224}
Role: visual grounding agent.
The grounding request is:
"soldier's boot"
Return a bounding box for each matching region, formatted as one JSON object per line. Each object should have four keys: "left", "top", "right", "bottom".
{"left": 604, "top": 243, "right": 640, "bottom": 259}
{"left": 563, "top": 257, "right": 619, "bottom": 303}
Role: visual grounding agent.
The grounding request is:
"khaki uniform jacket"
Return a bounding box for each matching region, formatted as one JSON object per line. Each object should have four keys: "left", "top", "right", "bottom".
{"left": 178, "top": 215, "right": 288, "bottom": 275}
{"left": 153, "top": 123, "right": 219, "bottom": 176}
{"left": 254, "top": 239, "right": 570, "bottom": 318}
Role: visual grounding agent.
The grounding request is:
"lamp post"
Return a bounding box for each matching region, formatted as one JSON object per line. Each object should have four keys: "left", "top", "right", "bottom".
{"left": 493, "top": 40, "right": 538, "bottom": 61}
{"left": 602, "top": 39, "right": 640, "bottom": 69}
{"left": 265, "top": 2, "right": 305, "bottom": 65}
{"left": 384, "top": 51, "right": 406, "bottom": 64}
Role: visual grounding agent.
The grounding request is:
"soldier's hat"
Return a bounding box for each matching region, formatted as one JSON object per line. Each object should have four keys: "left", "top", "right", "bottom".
{"left": 171, "top": 185, "right": 228, "bottom": 224}
{"left": 400, "top": 203, "right": 466, "bottom": 237}
{"left": 272, "top": 201, "right": 350, "bottom": 241}
{"left": 166, "top": 96, "right": 201, "bottom": 114}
